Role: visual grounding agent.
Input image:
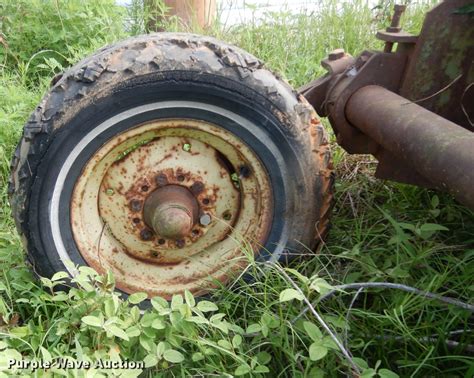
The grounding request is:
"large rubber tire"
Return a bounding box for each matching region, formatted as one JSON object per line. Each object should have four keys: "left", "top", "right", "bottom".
{"left": 9, "top": 33, "right": 333, "bottom": 297}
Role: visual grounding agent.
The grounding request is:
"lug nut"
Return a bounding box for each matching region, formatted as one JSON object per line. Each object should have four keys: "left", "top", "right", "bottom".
{"left": 190, "top": 181, "right": 205, "bottom": 195}
{"left": 140, "top": 228, "right": 153, "bottom": 241}
{"left": 199, "top": 213, "right": 212, "bottom": 226}
{"left": 130, "top": 199, "right": 142, "bottom": 212}
{"left": 155, "top": 173, "right": 168, "bottom": 187}
{"left": 176, "top": 239, "right": 185, "bottom": 248}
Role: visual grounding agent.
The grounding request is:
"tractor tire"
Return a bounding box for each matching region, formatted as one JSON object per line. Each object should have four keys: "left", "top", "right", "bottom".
{"left": 9, "top": 33, "right": 333, "bottom": 299}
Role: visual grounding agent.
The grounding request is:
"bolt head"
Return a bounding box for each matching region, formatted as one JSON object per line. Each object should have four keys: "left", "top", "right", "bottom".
{"left": 130, "top": 199, "right": 142, "bottom": 212}
{"left": 328, "top": 48, "right": 345, "bottom": 61}
{"left": 155, "top": 173, "right": 168, "bottom": 187}
{"left": 199, "top": 213, "right": 212, "bottom": 226}
{"left": 140, "top": 228, "right": 153, "bottom": 241}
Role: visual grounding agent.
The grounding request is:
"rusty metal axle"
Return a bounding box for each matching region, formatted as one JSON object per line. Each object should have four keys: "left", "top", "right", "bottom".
{"left": 346, "top": 86, "right": 474, "bottom": 209}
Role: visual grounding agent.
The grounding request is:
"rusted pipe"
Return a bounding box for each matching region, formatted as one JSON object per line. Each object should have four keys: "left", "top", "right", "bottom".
{"left": 346, "top": 85, "right": 474, "bottom": 209}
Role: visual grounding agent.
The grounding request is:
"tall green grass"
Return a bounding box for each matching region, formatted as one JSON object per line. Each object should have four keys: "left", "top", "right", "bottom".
{"left": 1, "top": 0, "right": 473, "bottom": 376}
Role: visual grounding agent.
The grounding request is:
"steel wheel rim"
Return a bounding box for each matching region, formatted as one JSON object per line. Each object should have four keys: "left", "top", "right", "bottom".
{"left": 68, "top": 115, "right": 273, "bottom": 298}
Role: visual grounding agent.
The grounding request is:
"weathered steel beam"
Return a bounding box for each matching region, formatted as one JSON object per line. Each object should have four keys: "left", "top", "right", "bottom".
{"left": 346, "top": 85, "right": 474, "bottom": 209}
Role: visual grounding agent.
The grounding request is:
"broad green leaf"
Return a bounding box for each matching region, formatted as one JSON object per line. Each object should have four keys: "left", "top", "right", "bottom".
{"left": 81, "top": 316, "right": 102, "bottom": 328}
{"left": 163, "top": 349, "right": 184, "bottom": 363}
{"left": 51, "top": 271, "right": 69, "bottom": 281}
{"left": 353, "top": 357, "right": 369, "bottom": 369}
{"left": 217, "top": 339, "right": 232, "bottom": 350}
{"left": 106, "top": 324, "right": 129, "bottom": 340}
{"left": 232, "top": 334, "right": 242, "bottom": 348}
{"left": 303, "top": 321, "right": 323, "bottom": 341}
{"left": 246, "top": 323, "right": 261, "bottom": 334}
{"left": 254, "top": 365, "right": 270, "bottom": 374}
{"left": 309, "top": 277, "right": 333, "bottom": 294}
{"left": 184, "top": 290, "right": 195, "bottom": 308}
{"left": 235, "top": 364, "right": 251, "bottom": 376}
{"left": 186, "top": 316, "right": 208, "bottom": 324}
{"left": 143, "top": 354, "right": 158, "bottom": 368}
{"left": 156, "top": 341, "right": 166, "bottom": 359}
{"left": 171, "top": 294, "right": 184, "bottom": 310}
{"left": 256, "top": 351, "right": 272, "bottom": 364}
{"left": 151, "top": 318, "right": 166, "bottom": 330}
{"left": 128, "top": 292, "right": 148, "bottom": 304}
{"left": 309, "top": 343, "right": 328, "bottom": 361}
{"left": 126, "top": 326, "right": 141, "bottom": 338}
{"left": 104, "top": 298, "right": 116, "bottom": 318}
{"left": 279, "top": 288, "right": 304, "bottom": 302}
{"left": 151, "top": 296, "right": 168, "bottom": 311}
{"left": 192, "top": 352, "right": 204, "bottom": 362}
{"left": 360, "top": 368, "right": 377, "bottom": 378}
{"left": 378, "top": 369, "right": 399, "bottom": 378}
{"left": 196, "top": 300, "right": 218, "bottom": 312}
{"left": 40, "top": 346, "right": 52, "bottom": 362}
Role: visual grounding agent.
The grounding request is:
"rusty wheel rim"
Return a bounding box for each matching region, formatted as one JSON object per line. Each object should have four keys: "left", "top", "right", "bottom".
{"left": 70, "top": 118, "right": 272, "bottom": 298}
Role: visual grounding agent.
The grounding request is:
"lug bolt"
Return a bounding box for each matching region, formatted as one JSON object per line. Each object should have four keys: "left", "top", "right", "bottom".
{"left": 130, "top": 199, "right": 142, "bottom": 212}
{"left": 140, "top": 228, "right": 153, "bottom": 241}
{"left": 190, "top": 181, "right": 205, "bottom": 195}
{"left": 199, "top": 213, "right": 212, "bottom": 226}
{"left": 155, "top": 173, "right": 168, "bottom": 187}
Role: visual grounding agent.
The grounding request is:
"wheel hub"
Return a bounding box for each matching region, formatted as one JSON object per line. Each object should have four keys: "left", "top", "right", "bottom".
{"left": 143, "top": 185, "right": 199, "bottom": 240}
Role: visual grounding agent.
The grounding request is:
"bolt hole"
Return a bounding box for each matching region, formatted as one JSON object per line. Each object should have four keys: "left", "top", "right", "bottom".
{"left": 158, "top": 238, "right": 166, "bottom": 245}
{"left": 202, "top": 198, "right": 210, "bottom": 205}
{"left": 223, "top": 211, "right": 232, "bottom": 221}
{"left": 132, "top": 217, "right": 140, "bottom": 224}
{"left": 141, "top": 185, "right": 149, "bottom": 192}
{"left": 105, "top": 188, "right": 114, "bottom": 196}
{"left": 192, "top": 229, "right": 199, "bottom": 236}
{"left": 239, "top": 165, "right": 251, "bottom": 178}
{"left": 177, "top": 175, "right": 185, "bottom": 182}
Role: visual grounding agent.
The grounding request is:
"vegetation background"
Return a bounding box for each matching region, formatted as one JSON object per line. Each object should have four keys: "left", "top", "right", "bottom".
{"left": 0, "top": 0, "right": 473, "bottom": 376}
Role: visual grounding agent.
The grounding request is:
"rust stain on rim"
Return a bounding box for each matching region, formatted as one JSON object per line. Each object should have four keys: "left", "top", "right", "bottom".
{"left": 70, "top": 118, "right": 273, "bottom": 299}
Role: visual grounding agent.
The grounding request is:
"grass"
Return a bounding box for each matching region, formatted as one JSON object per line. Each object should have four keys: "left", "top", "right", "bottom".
{"left": 1, "top": 0, "right": 473, "bottom": 376}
